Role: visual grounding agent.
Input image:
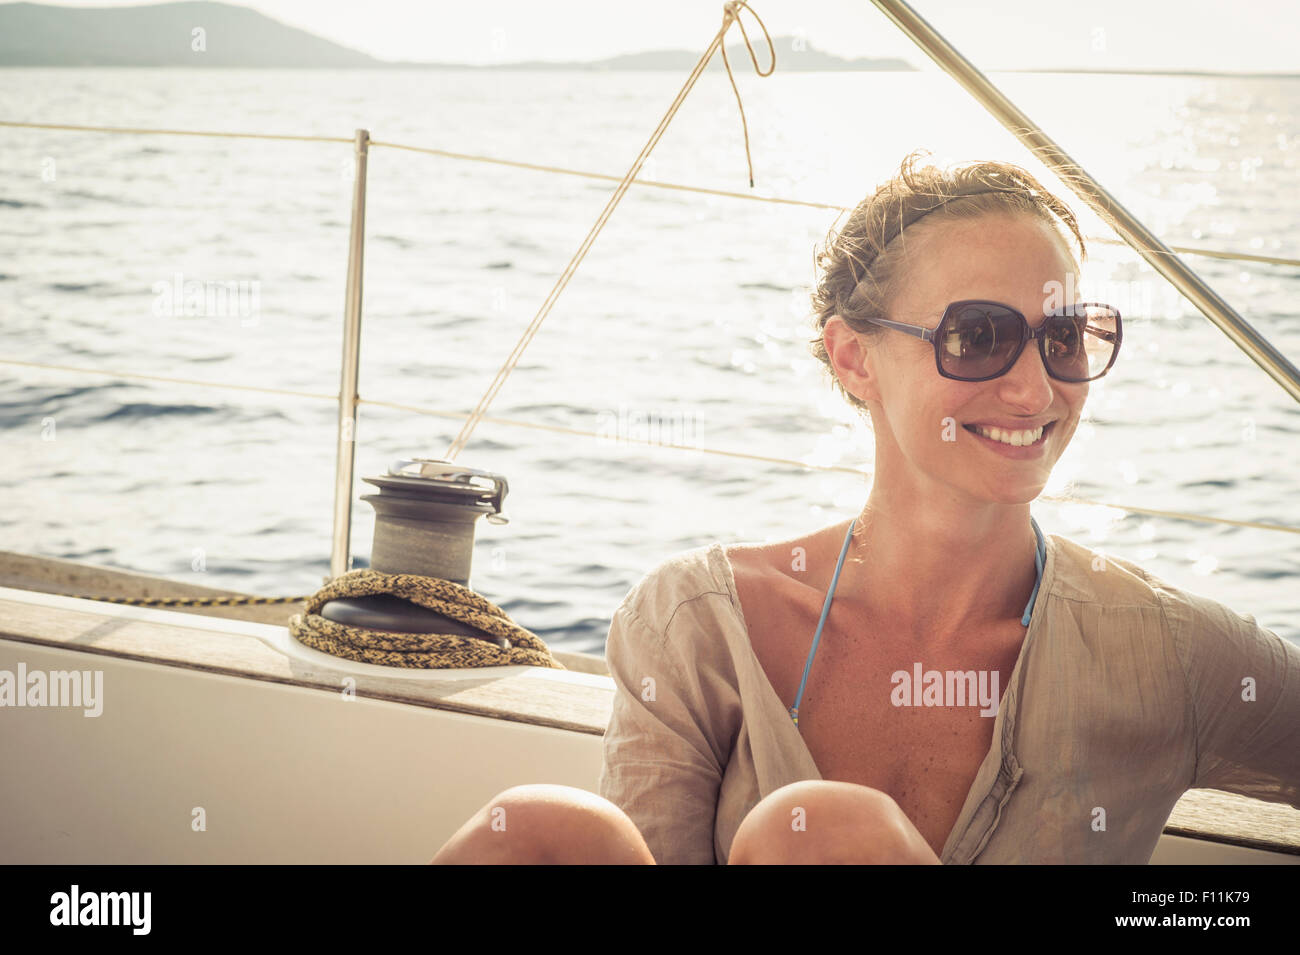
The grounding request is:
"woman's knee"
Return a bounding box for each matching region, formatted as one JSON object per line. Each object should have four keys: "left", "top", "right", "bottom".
{"left": 430, "top": 784, "right": 655, "bottom": 864}
{"left": 728, "top": 780, "right": 938, "bottom": 864}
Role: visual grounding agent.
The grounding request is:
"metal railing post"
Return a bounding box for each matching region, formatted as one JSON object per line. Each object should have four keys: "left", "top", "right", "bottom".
{"left": 329, "top": 129, "right": 370, "bottom": 580}
{"left": 870, "top": 0, "right": 1300, "bottom": 404}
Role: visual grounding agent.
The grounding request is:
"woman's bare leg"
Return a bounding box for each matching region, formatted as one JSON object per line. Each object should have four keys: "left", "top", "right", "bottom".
{"left": 728, "top": 780, "right": 941, "bottom": 864}
{"left": 430, "top": 783, "right": 656, "bottom": 864}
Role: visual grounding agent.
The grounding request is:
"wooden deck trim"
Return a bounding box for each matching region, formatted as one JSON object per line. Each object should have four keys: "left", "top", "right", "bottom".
{"left": 1164, "top": 790, "right": 1300, "bottom": 855}
{"left": 1, "top": 582, "right": 1297, "bottom": 855}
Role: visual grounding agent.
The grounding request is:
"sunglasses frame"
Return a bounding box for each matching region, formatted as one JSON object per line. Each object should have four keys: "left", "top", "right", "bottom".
{"left": 860, "top": 299, "right": 1123, "bottom": 382}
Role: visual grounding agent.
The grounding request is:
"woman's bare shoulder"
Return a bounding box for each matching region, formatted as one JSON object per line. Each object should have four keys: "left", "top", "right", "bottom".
{"left": 727, "top": 521, "right": 850, "bottom": 570}
{"left": 724, "top": 521, "right": 852, "bottom": 611}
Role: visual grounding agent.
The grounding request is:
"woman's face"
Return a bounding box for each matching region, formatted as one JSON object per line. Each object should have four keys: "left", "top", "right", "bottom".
{"left": 835, "top": 213, "right": 1088, "bottom": 506}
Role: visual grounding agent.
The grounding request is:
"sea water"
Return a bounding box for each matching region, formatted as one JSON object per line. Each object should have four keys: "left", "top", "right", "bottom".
{"left": 0, "top": 68, "right": 1297, "bottom": 651}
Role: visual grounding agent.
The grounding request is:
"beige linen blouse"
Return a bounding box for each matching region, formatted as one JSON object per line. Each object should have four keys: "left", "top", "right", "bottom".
{"left": 597, "top": 529, "right": 1300, "bottom": 864}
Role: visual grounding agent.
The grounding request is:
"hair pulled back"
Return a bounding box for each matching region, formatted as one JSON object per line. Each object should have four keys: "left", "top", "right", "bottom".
{"left": 808, "top": 149, "right": 1091, "bottom": 416}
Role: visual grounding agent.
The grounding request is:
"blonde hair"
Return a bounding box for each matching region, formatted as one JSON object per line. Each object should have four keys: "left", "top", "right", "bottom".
{"left": 808, "top": 149, "right": 1091, "bottom": 416}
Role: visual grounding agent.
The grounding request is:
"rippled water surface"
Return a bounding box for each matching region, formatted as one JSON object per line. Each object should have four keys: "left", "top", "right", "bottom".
{"left": 1, "top": 69, "right": 1297, "bottom": 650}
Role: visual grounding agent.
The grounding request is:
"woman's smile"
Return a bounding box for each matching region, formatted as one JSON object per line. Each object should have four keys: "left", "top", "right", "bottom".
{"left": 962, "top": 420, "right": 1057, "bottom": 457}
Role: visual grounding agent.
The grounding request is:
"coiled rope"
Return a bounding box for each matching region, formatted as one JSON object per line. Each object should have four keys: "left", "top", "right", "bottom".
{"left": 51, "top": 570, "right": 563, "bottom": 669}
{"left": 286, "top": 570, "right": 563, "bottom": 669}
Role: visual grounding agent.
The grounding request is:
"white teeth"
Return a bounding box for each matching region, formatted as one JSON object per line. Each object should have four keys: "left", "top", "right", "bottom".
{"left": 973, "top": 424, "right": 1044, "bottom": 446}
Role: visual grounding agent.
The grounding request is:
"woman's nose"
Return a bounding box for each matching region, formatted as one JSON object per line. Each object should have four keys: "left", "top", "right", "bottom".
{"left": 997, "top": 341, "right": 1056, "bottom": 406}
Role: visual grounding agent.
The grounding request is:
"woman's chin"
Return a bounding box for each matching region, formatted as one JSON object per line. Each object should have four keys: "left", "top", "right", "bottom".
{"left": 972, "top": 477, "right": 1047, "bottom": 506}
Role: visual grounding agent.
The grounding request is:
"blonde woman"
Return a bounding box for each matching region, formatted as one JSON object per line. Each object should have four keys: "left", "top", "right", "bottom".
{"left": 431, "top": 151, "right": 1300, "bottom": 864}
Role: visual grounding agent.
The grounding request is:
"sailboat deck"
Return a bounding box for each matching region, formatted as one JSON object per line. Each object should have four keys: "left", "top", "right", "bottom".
{"left": 1, "top": 551, "right": 1297, "bottom": 860}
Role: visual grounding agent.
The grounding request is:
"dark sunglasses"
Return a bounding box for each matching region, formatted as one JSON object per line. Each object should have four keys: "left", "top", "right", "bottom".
{"left": 861, "top": 299, "right": 1123, "bottom": 382}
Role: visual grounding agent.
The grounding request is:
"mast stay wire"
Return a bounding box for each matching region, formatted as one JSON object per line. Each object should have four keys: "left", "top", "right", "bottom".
{"left": 441, "top": 0, "right": 775, "bottom": 463}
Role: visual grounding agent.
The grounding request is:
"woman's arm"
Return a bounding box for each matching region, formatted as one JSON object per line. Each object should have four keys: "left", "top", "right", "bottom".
{"left": 1160, "top": 584, "right": 1300, "bottom": 807}
{"left": 598, "top": 601, "right": 725, "bottom": 864}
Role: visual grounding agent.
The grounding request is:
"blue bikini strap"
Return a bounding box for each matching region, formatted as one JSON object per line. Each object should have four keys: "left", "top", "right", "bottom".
{"left": 1023, "top": 515, "right": 1046, "bottom": 627}
{"left": 788, "top": 517, "right": 856, "bottom": 727}
{"left": 788, "top": 515, "right": 1047, "bottom": 727}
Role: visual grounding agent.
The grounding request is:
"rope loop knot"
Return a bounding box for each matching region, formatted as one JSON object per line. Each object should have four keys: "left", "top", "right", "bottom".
{"left": 719, "top": 0, "right": 776, "bottom": 188}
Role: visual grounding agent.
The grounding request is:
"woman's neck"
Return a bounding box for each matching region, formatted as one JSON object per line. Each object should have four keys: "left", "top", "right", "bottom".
{"left": 839, "top": 494, "right": 1039, "bottom": 640}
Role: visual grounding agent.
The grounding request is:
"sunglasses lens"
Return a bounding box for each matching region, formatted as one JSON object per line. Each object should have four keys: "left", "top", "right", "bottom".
{"left": 939, "top": 303, "right": 1022, "bottom": 379}
{"left": 1046, "top": 305, "right": 1120, "bottom": 380}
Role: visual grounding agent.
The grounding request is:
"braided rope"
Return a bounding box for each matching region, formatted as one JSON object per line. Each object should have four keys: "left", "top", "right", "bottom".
{"left": 47, "top": 592, "right": 310, "bottom": 607}
{"left": 287, "top": 570, "right": 563, "bottom": 670}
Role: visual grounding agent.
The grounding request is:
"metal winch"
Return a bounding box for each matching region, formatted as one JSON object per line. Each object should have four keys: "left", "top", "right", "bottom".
{"left": 319, "top": 458, "right": 512, "bottom": 645}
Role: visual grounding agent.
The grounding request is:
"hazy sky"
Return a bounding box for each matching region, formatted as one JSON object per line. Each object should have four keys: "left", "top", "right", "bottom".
{"left": 55, "top": 0, "right": 1300, "bottom": 71}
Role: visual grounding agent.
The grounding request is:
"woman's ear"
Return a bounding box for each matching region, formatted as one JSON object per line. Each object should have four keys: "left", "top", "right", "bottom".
{"left": 823, "top": 314, "right": 884, "bottom": 405}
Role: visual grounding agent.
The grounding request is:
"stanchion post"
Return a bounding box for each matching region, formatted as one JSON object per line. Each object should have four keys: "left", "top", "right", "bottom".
{"left": 329, "top": 129, "right": 370, "bottom": 581}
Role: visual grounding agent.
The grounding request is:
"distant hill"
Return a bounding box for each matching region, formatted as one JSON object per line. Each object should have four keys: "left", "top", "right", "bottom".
{"left": 0, "top": 1, "right": 916, "bottom": 70}
{"left": 4, "top": 2, "right": 1293, "bottom": 76}
{"left": 450, "top": 41, "right": 916, "bottom": 72}
{"left": 0, "top": 1, "right": 382, "bottom": 67}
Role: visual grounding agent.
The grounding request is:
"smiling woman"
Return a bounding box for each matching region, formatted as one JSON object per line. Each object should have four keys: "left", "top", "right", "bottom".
{"left": 808, "top": 155, "right": 1120, "bottom": 526}
{"left": 431, "top": 151, "right": 1300, "bottom": 865}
